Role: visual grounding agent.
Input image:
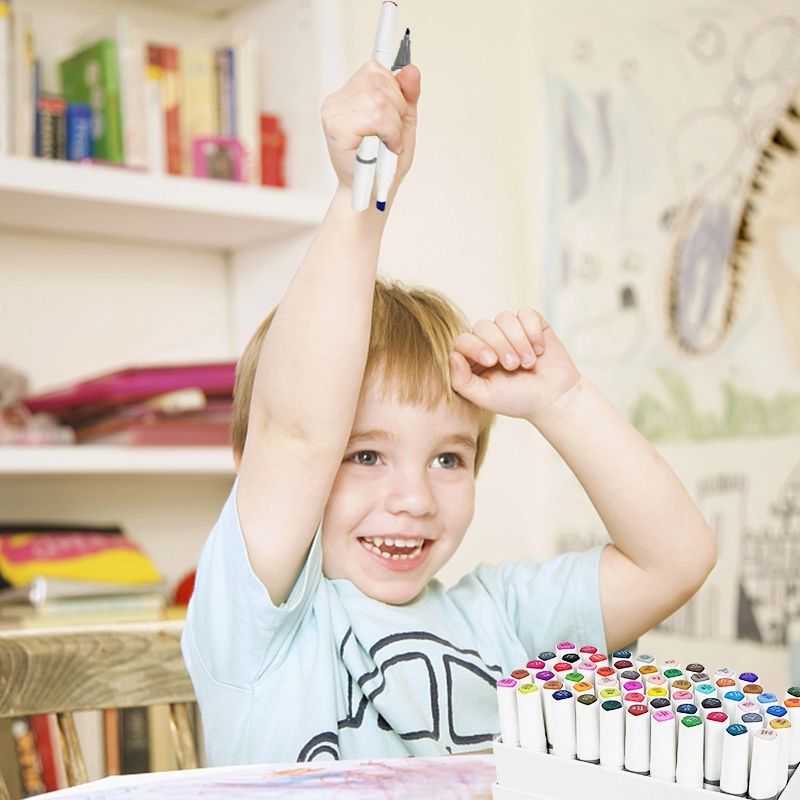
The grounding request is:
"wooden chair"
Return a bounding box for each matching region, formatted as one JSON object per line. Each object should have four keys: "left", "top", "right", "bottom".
{"left": 0, "top": 620, "right": 198, "bottom": 800}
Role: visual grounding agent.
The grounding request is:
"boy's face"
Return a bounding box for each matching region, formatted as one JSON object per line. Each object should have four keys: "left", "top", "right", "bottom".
{"left": 321, "top": 382, "right": 479, "bottom": 605}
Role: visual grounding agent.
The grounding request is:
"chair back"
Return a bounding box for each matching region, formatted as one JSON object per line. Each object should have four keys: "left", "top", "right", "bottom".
{"left": 0, "top": 620, "right": 198, "bottom": 800}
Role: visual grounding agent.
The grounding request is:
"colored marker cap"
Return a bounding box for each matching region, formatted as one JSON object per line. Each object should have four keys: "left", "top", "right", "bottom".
{"left": 647, "top": 687, "right": 668, "bottom": 697}
{"left": 716, "top": 677, "right": 736, "bottom": 688}
{"left": 785, "top": 698, "right": 800, "bottom": 708}
{"left": 564, "top": 672, "right": 584, "bottom": 682}
{"left": 602, "top": 700, "right": 622, "bottom": 711}
{"left": 767, "top": 705, "right": 787, "bottom": 717}
{"left": 526, "top": 660, "right": 545, "bottom": 671}
{"left": 724, "top": 690, "right": 745, "bottom": 702}
{"left": 742, "top": 683, "right": 762, "bottom": 694}
{"left": 726, "top": 724, "right": 747, "bottom": 735}
{"left": 624, "top": 692, "right": 645, "bottom": 703}
{"left": 653, "top": 709, "right": 675, "bottom": 722}
{"left": 696, "top": 683, "right": 716, "bottom": 695}
{"left": 685, "top": 663, "right": 705, "bottom": 673}
{"left": 677, "top": 703, "right": 698, "bottom": 714}
{"left": 757, "top": 693, "right": 778, "bottom": 704}
{"left": 600, "top": 688, "right": 621, "bottom": 699}
{"left": 613, "top": 659, "right": 633, "bottom": 670}
{"left": 707, "top": 712, "right": 728, "bottom": 723}
{"left": 578, "top": 693, "right": 598, "bottom": 705}
{"left": 497, "top": 678, "right": 517, "bottom": 688}
{"left": 517, "top": 683, "right": 538, "bottom": 694}
{"left": 690, "top": 672, "right": 710, "bottom": 683}
{"left": 681, "top": 715, "right": 703, "bottom": 727}
{"left": 787, "top": 687, "right": 800, "bottom": 698}
{"left": 589, "top": 653, "right": 608, "bottom": 664}
{"left": 635, "top": 654, "right": 655, "bottom": 663}
{"left": 620, "top": 670, "right": 640, "bottom": 682}
{"left": 543, "top": 680, "right": 563, "bottom": 690}
{"left": 623, "top": 681, "right": 644, "bottom": 692}
{"left": 563, "top": 653, "right": 580, "bottom": 664}
{"left": 664, "top": 668, "right": 682, "bottom": 680}
{"left": 597, "top": 666, "right": 616, "bottom": 678}
{"left": 639, "top": 664, "right": 658, "bottom": 675}
{"left": 538, "top": 651, "right": 556, "bottom": 661}
{"left": 741, "top": 713, "right": 762, "bottom": 723}
{"left": 553, "top": 662, "right": 572, "bottom": 673}
{"left": 771, "top": 718, "right": 791, "bottom": 729}
{"left": 628, "top": 704, "right": 648, "bottom": 716}
{"left": 510, "top": 669, "right": 530, "bottom": 681}
{"left": 579, "top": 646, "right": 598, "bottom": 656}
{"left": 535, "top": 670, "right": 554, "bottom": 682}
{"left": 612, "top": 650, "right": 632, "bottom": 659}
{"left": 671, "top": 679, "right": 692, "bottom": 691}
{"left": 702, "top": 698, "right": 722, "bottom": 709}
{"left": 738, "top": 672, "right": 758, "bottom": 683}
{"left": 573, "top": 681, "right": 594, "bottom": 693}
{"left": 650, "top": 698, "right": 670, "bottom": 710}
{"left": 553, "top": 689, "right": 573, "bottom": 700}
{"left": 556, "top": 641, "right": 576, "bottom": 650}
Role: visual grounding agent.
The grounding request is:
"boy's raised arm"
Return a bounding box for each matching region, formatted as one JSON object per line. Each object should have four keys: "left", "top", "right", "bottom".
{"left": 236, "top": 63, "right": 420, "bottom": 606}
{"left": 450, "top": 310, "right": 716, "bottom": 653}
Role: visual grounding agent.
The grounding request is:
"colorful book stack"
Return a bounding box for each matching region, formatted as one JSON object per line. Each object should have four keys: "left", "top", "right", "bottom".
{"left": 22, "top": 362, "right": 236, "bottom": 447}
{"left": 493, "top": 642, "right": 800, "bottom": 799}
{"left": 0, "top": 5, "right": 286, "bottom": 184}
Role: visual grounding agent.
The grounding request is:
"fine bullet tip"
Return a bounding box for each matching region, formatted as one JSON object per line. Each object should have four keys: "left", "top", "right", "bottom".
{"left": 376, "top": 201, "right": 387, "bottom": 212}
{"left": 406, "top": 28, "right": 410, "bottom": 36}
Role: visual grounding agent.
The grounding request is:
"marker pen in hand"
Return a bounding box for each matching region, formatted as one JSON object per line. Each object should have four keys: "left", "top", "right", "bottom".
{"left": 516, "top": 683, "right": 546, "bottom": 753}
{"left": 720, "top": 723, "right": 750, "bottom": 796}
{"left": 374, "top": 27, "right": 411, "bottom": 211}
{"left": 352, "top": 1, "right": 398, "bottom": 212}
{"left": 496, "top": 677, "right": 520, "bottom": 745}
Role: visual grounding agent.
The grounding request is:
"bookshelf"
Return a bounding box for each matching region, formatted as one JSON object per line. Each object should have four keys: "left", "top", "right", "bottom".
{"left": 0, "top": 0, "right": 343, "bottom": 591}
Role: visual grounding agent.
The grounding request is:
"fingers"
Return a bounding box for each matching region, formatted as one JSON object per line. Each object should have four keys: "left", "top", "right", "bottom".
{"left": 322, "top": 61, "right": 411, "bottom": 156}
{"left": 456, "top": 309, "right": 547, "bottom": 372}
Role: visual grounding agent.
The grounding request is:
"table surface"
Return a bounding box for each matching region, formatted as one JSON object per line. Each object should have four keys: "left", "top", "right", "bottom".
{"left": 44, "top": 754, "right": 497, "bottom": 799}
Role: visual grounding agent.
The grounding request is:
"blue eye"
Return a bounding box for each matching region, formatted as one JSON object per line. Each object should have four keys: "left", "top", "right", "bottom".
{"left": 433, "top": 453, "right": 460, "bottom": 469}
{"left": 350, "top": 450, "right": 380, "bottom": 466}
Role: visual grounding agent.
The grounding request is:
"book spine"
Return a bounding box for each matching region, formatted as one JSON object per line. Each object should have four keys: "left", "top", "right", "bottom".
{"left": 116, "top": 13, "right": 147, "bottom": 169}
{"left": 36, "top": 95, "right": 67, "bottom": 160}
{"left": 260, "top": 114, "right": 286, "bottom": 187}
{"left": 158, "top": 45, "right": 182, "bottom": 175}
{"left": 101, "top": 40, "right": 124, "bottom": 163}
{"left": 233, "top": 28, "right": 260, "bottom": 185}
{"left": 119, "top": 707, "right": 149, "bottom": 774}
{"left": 66, "top": 103, "right": 93, "bottom": 160}
{"left": 0, "top": 0, "right": 11, "bottom": 155}
{"left": 181, "top": 47, "right": 218, "bottom": 175}
{"left": 10, "top": 717, "right": 46, "bottom": 796}
{"left": 12, "top": 10, "right": 35, "bottom": 157}
{"left": 215, "top": 48, "right": 234, "bottom": 138}
{"left": 27, "top": 714, "right": 67, "bottom": 792}
{"left": 144, "top": 51, "right": 165, "bottom": 174}
{"left": 103, "top": 708, "right": 120, "bottom": 776}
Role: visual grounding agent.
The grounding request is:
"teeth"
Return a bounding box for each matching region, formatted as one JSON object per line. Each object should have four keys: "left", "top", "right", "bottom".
{"left": 373, "top": 537, "right": 384, "bottom": 547}
{"left": 359, "top": 537, "right": 426, "bottom": 558}
{"left": 384, "top": 537, "right": 395, "bottom": 546}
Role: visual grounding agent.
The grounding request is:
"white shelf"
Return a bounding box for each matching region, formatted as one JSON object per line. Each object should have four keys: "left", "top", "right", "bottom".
{"left": 0, "top": 156, "right": 329, "bottom": 251}
{"left": 0, "top": 446, "right": 236, "bottom": 475}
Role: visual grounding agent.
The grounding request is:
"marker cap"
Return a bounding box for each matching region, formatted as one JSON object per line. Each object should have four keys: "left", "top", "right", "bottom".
{"left": 646, "top": 674, "right": 667, "bottom": 688}
{"left": 685, "top": 663, "right": 705, "bottom": 674}
{"left": 372, "top": 1, "right": 399, "bottom": 64}
{"left": 622, "top": 680, "right": 644, "bottom": 694}
{"left": 599, "top": 687, "right": 621, "bottom": 700}
{"left": 588, "top": 652, "right": 609, "bottom": 666}
{"left": 510, "top": 669, "right": 530, "bottom": 683}
{"left": 671, "top": 679, "right": 693, "bottom": 692}
{"left": 650, "top": 697, "right": 671, "bottom": 711}
{"left": 786, "top": 686, "right": 800, "bottom": 699}
{"left": 572, "top": 681, "right": 594, "bottom": 694}
{"left": 579, "top": 645, "right": 598, "bottom": 658}
{"left": 562, "top": 653, "right": 581, "bottom": 664}
{"left": 689, "top": 672, "right": 710, "bottom": 685}
{"left": 612, "top": 659, "right": 633, "bottom": 672}
{"left": 660, "top": 658, "right": 681, "bottom": 672}
{"left": 553, "top": 661, "right": 572, "bottom": 674}
{"left": 596, "top": 666, "right": 616, "bottom": 679}
{"left": 556, "top": 641, "right": 577, "bottom": 656}
{"left": 537, "top": 651, "right": 556, "bottom": 663}
{"left": 639, "top": 664, "right": 659, "bottom": 677}
{"left": 611, "top": 649, "right": 632, "bottom": 659}
{"left": 647, "top": 686, "right": 668, "bottom": 698}
{"left": 525, "top": 660, "right": 545, "bottom": 673}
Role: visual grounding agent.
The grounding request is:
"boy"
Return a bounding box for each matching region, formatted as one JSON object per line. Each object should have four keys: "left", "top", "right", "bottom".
{"left": 183, "top": 60, "right": 716, "bottom": 766}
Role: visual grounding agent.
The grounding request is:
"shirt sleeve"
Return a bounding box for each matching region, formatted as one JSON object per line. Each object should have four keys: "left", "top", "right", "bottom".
{"left": 182, "top": 479, "right": 322, "bottom": 689}
{"left": 468, "top": 546, "right": 608, "bottom": 658}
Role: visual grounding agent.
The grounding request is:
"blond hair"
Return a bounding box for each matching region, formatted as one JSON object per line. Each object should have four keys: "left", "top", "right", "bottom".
{"left": 232, "top": 278, "right": 495, "bottom": 472}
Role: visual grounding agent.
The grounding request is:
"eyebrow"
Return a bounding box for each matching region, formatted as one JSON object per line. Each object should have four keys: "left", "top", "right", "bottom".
{"left": 347, "top": 430, "right": 477, "bottom": 451}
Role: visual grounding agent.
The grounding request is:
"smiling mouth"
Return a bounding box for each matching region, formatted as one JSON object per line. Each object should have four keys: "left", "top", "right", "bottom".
{"left": 358, "top": 536, "right": 426, "bottom": 560}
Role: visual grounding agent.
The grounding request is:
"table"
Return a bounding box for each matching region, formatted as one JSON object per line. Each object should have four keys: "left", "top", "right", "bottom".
{"left": 44, "top": 754, "right": 497, "bottom": 799}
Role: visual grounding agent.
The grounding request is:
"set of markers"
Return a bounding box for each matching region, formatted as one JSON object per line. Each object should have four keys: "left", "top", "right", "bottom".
{"left": 493, "top": 642, "right": 800, "bottom": 800}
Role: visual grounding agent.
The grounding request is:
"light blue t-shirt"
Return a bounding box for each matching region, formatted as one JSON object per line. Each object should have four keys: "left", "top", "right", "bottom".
{"left": 182, "top": 484, "right": 607, "bottom": 766}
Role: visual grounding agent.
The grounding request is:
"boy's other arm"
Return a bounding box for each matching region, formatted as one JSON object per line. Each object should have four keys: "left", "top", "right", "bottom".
{"left": 237, "top": 63, "right": 420, "bottom": 606}
{"left": 450, "top": 311, "right": 716, "bottom": 653}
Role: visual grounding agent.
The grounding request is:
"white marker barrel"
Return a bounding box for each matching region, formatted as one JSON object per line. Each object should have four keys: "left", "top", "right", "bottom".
{"left": 541, "top": 679, "right": 563, "bottom": 751}
{"left": 517, "top": 683, "right": 546, "bottom": 753}
{"left": 624, "top": 704, "right": 651, "bottom": 775}
{"left": 650, "top": 708, "right": 677, "bottom": 782}
{"left": 496, "top": 677, "right": 520, "bottom": 745}
{"left": 784, "top": 698, "right": 800, "bottom": 768}
{"left": 576, "top": 693, "right": 600, "bottom": 764}
{"left": 551, "top": 689, "right": 576, "bottom": 759}
{"left": 704, "top": 710, "right": 728, "bottom": 787}
{"left": 720, "top": 723, "right": 749, "bottom": 797}
{"left": 599, "top": 699, "right": 625, "bottom": 770}
{"left": 748, "top": 728, "right": 779, "bottom": 800}
{"left": 770, "top": 718, "right": 791, "bottom": 792}
{"left": 741, "top": 712, "right": 764, "bottom": 770}
{"left": 676, "top": 714, "right": 704, "bottom": 788}
{"left": 723, "top": 690, "right": 745, "bottom": 720}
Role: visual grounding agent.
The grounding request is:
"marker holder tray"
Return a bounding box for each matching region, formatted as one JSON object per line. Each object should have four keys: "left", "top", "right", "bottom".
{"left": 492, "top": 739, "right": 800, "bottom": 800}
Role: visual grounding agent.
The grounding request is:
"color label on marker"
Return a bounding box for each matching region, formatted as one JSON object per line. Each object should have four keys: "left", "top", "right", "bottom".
{"left": 787, "top": 687, "right": 800, "bottom": 698}
{"left": 639, "top": 665, "right": 658, "bottom": 675}
{"left": 716, "top": 678, "right": 736, "bottom": 688}
{"left": 757, "top": 693, "right": 777, "bottom": 704}
{"left": 741, "top": 713, "right": 762, "bottom": 724}
{"left": 676, "top": 703, "right": 698, "bottom": 714}
{"left": 578, "top": 661, "right": 597, "bottom": 672}
{"left": 600, "top": 688, "right": 621, "bottom": 699}
{"left": 556, "top": 642, "right": 575, "bottom": 651}
{"left": 497, "top": 678, "right": 517, "bottom": 688}
{"left": 672, "top": 691, "right": 694, "bottom": 703}
{"left": 573, "top": 682, "right": 594, "bottom": 693}
{"left": 650, "top": 698, "right": 670, "bottom": 710}
{"left": 628, "top": 704, "right": 648, "bottom": 716}
{"left": 612, "top": 650, "right": 632, "bottom": 659}
{"left": 602, "top": 700, "right": 622, "bottom": 711}
{"left": 707, "top": 712, "right": 728, "bottom": 723}
{"left": 597, "top": 667, "right": 616, "bottom": 678}
{"left": 672, "top": 680, "right": 692, "bottom": 691}
{"left": 543, "top": 680, "right": 563, "bottom": 691}
{"left": 771, "top": 719, "right": 791, "bottom": 729}
{"left": 702, "top": 698, "right": 722, "bottom": 709}
{"left": 579, "top": 646, "right": 597, "bottom": 656}
{"left": 636, "top": 654, "right": 655, "bottom": 663}
{"left": 538, "top": 651, "right": 556, "bottom": 661}
{"left": 653, "top": 709, "right": 675, "bottom": 722}
{"left": 620, "top": 670, "right": 640, "bottom": 682}
{"left": 724, "top": 691, "right": 745, "bottom": 702}
{"left": 511, "top": 670, "right": 530, "bottom": 681}
{"left": 647, "top": 687, "right": 668, "bottom": 697}
{"left": 553, "top": 662, "right": 572, "bottom": 673}
{"left": 690, "top": 672, "right": 710, "bottom": 683}
{"left": 578, "top": 694, "right": 598, "bottom": 705}
{"left": 589, "top": 653, "right": 608, "bottom": 664}
{"left": 785, "top": 698, "right": 800, "bottom": 708}
{"left": 517, "top": 684, "right": 538, "bottom": 695}
{"left": 564, "top": 672, "right": 584, "bottom": 682}
{"left": 696, "top": 683, "right": 716, "bottom": 695}
{"left": 624, "top": 692, "right": 645, "bottom": 703}
{"left": 647, "top": 675, "right": 667, "bottom": 686}
{"left": 681, "top": 715, "right": 702, "bottom": 727}
{"left": 686, "top": 663, "right": 705, "bottom": 673}
{"left": 623, "top": 681, "right": 643, "bottom": 692}
{"left": 553, "top": 689, "right": 573, "bottom": 700}
{"left": 743, "top": 684, "right": 763, "bottom": 694}
{"left": 727, "top": 724, "right": 747, "bottom": 736}
{"left": 664, "top": 668, "right": 682, "bottom": 680}
{"left": 738, "top": 672, "right": 758, "bottom": 683}
{"left": 535, "top": 671, "right": 554, "bottom": 682}
{"left": 613, "top": 660, "right": 633, "bottom": 670}
{"left": 766, "top": 705, "right": 786, "bottom": 717}
{"left": 563, "top": 654, "right": 580, "bottom": 664}
{"left": 526, "top": 660, "right": 545, "bottom": 671}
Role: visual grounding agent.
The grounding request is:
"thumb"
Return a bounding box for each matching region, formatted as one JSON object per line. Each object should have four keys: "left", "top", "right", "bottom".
{"left": 395, "top": 64, "right": 420, "bottom": 114}
{"left": 449, "top": 352, "right": 489, "bottom": 407}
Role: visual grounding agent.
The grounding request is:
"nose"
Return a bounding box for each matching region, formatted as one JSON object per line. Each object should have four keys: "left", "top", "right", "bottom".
{"left": 384, "top": 467, "right": 437, "bottom": 516}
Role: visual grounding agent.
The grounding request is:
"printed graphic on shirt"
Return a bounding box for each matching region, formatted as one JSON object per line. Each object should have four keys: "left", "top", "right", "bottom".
{"left": 296, "top": 628, "right": 503, "bottom": 761}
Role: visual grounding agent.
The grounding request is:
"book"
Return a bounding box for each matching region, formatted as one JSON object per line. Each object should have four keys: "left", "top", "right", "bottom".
{"left": 215, "top": 47, "right": 235, "bottom": 139}
{"left": 23, "top": 362, "right": 236, "bottom": 417}
{"left": 181, "top": 47, "right": 218, "bottom": 175}
{"left": 35, "top": 94, "right": 67, "bottom": 159}
{"left": 59, "top": 39, "right": 124, "bottom": 163}
{"left": 27, "top": 714, "right": 66, "bottom": 792}
{"left": 0, "top": 0, "right": 10, "bottom": 155}
{"left": 12, "top": 9, "right": 35, "bottom": 157}
{"left": 65, "top": 102, "right": 93, "bottom": 160}
{"left": 119, "top": 707, "right": 149, "bottom": 775}
{"left": 233, "top": 27, "right": 260, "bottom": 185}
{"left": 260, "top": 114, "right": 286, "bottom": 187}
{"left": 103, "top": 709, "right": 120, "bottom": 776}
{"left": 148, "top": 44, "right": 182, "bottom": 175}
{"left": 75, "top": 416, "right": 232, "bottom": 446}
{"left": 144, "top": 49, "right": 165, "bottom": 174}
{"left": 0, "top": 591, "right": 166, "bottom": 619}
{"left": 10, "top": 717, "right": 46, "bottom": 796}
{"left": 116, "top": 14, "right": 147, "bottom": 169}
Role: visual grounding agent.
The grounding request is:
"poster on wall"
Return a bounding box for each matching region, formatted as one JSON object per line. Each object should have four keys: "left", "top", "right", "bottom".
{"left": 533, "top": 0, "right": 800, "bottom": 660}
